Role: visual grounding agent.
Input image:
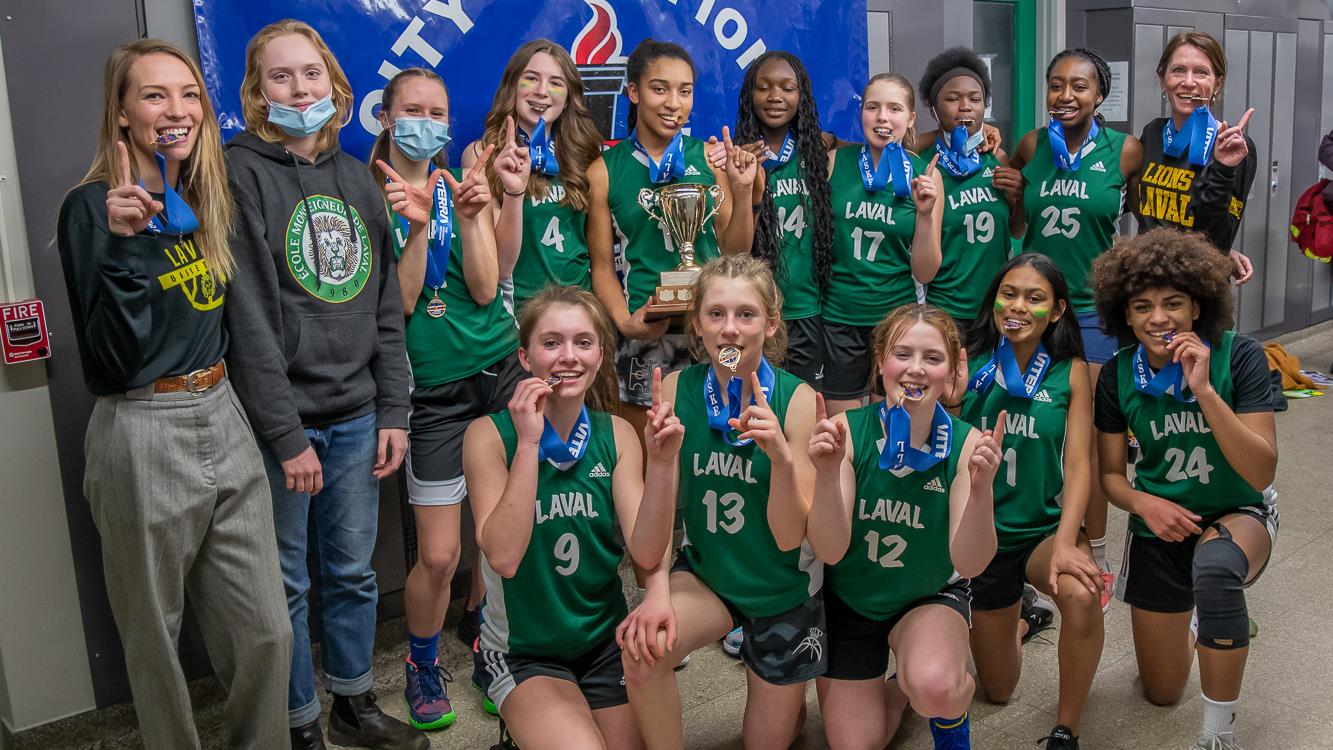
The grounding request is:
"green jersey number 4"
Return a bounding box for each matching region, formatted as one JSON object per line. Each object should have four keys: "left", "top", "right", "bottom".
{"left": 542, "top": 217, "right": 566, "bottom": 253}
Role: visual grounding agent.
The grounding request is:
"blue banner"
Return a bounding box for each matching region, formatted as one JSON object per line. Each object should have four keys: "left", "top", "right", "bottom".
{"left": 194, "top": 0, "right": 867, "bottom": 161}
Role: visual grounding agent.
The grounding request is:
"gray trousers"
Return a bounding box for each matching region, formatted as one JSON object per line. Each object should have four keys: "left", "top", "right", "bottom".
{"left": 84, "top": 379, "right": 292, "bottom": 749}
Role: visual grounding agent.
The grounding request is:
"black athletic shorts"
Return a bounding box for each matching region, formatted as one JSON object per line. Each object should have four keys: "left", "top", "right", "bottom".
{"left": 970, "top": 538, "right": 1044, "bottom": 611}
{"left": 615, "top": 333, "right": 695, "bottom": 407}
{"left": 1117, "top": 502, "right": 1278, "bottom": 614}
{"left": 824, "top": 581, "right": 972, "bottom": 681}
{"left": 406, "top": 351, "right": 524, "bottom": 505}
{"left": 782, "top": 315, "right": 826, "bottom": 388}
{"left": 821, "top": 321, "right": 881, "bottom": 400}
{"left": 670, "top": 556, "right": 827, "bottom": 685}
{"left": 474, "top": 635, "right": 627, "bottom": 713}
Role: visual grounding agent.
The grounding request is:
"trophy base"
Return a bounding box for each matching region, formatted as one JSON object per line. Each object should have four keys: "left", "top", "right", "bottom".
{"left": 645, "top": 283, "right": 696, "bottom": 321}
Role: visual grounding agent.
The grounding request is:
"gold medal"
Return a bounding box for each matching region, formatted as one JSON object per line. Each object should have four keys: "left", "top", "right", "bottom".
{"left": 543, "top": 375, "right": 564, "bottom": 387}
{"left": 718, "top": 346, "right": 741, "bottom": 372}
{"left": 426, "top": 289, "right": 446, "bottom": 318}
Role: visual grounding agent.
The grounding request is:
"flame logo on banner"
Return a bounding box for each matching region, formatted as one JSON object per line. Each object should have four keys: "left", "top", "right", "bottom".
{"left": 572, "top": 0, "right": 626, "bottom": 64}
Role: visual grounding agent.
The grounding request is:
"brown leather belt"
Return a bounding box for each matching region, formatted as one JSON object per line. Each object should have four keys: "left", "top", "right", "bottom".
{"left": 153, "top": 361, "right": 226, "bottom": 394}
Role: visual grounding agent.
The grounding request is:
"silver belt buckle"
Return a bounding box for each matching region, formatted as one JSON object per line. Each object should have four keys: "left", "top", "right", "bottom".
{"left": 185, "top": 367, "right": 212, "bottom": 393}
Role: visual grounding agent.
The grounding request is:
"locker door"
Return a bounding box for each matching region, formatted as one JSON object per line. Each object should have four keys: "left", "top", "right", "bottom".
{"left": 1310, "top": 25, "right": 1333, "bottom": 320}
{"left": 1224, "top": 19, "right": 1301, "bottom": 336}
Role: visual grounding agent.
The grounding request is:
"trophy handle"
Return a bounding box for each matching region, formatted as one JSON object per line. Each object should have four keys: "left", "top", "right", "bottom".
{"left": 701, "top": 183, "right": 727, "bottom": 225}
{"left": 637, "top": 188, "right": 665, "bottom": 225}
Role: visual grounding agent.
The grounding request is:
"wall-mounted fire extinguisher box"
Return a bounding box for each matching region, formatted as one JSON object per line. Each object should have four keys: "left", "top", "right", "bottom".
{"left": 1, "top": 299, "right": 51, "bottom": 364}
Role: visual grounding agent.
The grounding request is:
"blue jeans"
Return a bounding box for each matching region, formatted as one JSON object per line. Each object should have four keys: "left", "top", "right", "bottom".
{"left": 263, "top": 411, "right": 380, "bottom": 727}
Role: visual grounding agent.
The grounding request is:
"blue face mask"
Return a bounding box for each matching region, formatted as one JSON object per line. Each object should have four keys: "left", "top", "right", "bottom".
{"left": 266, "top": 94, "right": 336, "bottom": 137}
{"left": 391, "top": 116, "right": 451, "bottom": 162}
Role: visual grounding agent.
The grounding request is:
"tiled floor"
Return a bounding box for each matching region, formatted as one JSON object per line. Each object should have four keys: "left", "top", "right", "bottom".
{"left": 12, "top": 323, "right": 1333, "bottom": 749}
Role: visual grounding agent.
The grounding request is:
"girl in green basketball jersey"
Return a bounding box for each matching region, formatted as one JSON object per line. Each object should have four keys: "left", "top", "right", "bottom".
{"left": 917, "top": 49, "right": 1012, "bottom": 329}
{"left": 373, "top": 67, "right": 522, "bottom": 730}
{"left": 1092, "top": 229, "right": 1277, "bottom": 750}
{"left": 808, "top": 304, "right": 1002, "bottom": 750}
{"left": 960, "top": 255, "right": 1104, "bottom": 750}
{"left": 588, "top": 40, "right": 758, "bottom": 434}
{"left": 465, "top": 286, "right": 667, "bottom": 750}
{"left": 617, "top": 255, "right": 822, "bottom": 750}
{"left": 997, "top": 48, "right": 1144, "bottom": 605}
{"left": 728, "top": 51, "right": 835, "bottom": 388}
{"left": 463, "top": 40, "right": 604, "bottom": 313}
{"left": 823, "top": 74, "right": 944, "bottom": 416}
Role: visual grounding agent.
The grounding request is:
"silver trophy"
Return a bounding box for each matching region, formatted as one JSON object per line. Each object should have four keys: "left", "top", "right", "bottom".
{"left": 637, "top": 183, "right": 726, "bottom": 318}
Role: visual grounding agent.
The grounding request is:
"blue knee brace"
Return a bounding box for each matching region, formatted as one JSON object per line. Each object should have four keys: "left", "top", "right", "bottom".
{"left": 1192, "top": 526, "right": 1250, "bottom": 650}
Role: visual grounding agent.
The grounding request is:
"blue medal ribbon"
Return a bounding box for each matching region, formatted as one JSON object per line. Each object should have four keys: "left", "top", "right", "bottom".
{"left": 969, "top": 338, "right": 1051, "bottom": 399}
{"left": 537, "top": 405, "right": 592, "bottom": 466}
{"left": 423, "top": 176, "right": 452, "bottom": 292}
{"left": 1132, "top": 343, "right": 1204, "bottom": 404}
{"left": 1162, "top": 105, "right": 1219, "bottom": 167}
{"left": 762, "top": 130, "right": 796, "bottom": 172}
{"left": 519, "top": 118, "right": 560, "bottom": 176}
{"left": 878, "top": 400, "right": 952, "bottom": 472}
{"left": 703, "top": 357, "right": 776, "bottom": 447}
{"left": 1048, "top": 120, "right": 1100, "bottom": 172}
{"left": 141, "top": 151, "right": 198, "bottom": 235}
{"left": 933, "top": 125, "right": 984, "bottom": 178}
{"left": 858, "top": 141, "right": 913, "bottom": 197}
{"left": 630, "top": 129, "right": 686, "bottom": 184}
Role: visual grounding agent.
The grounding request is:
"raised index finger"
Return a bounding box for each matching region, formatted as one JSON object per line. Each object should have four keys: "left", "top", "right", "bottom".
{"left": 376, "top": 159, "right": 405, "bottom": 187}
{"left": 815, "top": 392, "right": 828, "bottom": 423}
{"left": 115, "top": 141, "right": 134, "bottom": 189}
{"left": 504, "top": 115, "right": 516, "bottom": 148}
{"left": 722, "top": 125, "right": 734, "bottom": 149}
{"left": 651, "top": 366, "right": 663, "bottom": 411}
{"left": 925, "top": 152, "right": 941, "bottom": 176}
{"left": 468, "top": 143, "right": 497, "bottom": 181}
{"left": 1235, "top": 108, "right": 1254, "bottom": 133}
{"left": 991, "top": 408, "right": 1008, "bottom": 445}
{"left": 750, "top": 370, "right": 770, "bottom": 410}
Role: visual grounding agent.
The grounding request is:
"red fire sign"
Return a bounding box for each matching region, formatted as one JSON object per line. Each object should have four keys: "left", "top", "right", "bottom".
{"left": 1, "top": 299, "right": 51, "bottom": 365}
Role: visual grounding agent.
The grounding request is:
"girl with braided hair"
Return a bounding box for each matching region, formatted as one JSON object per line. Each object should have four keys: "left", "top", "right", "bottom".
{"left": 995, "top": 47, "right": 1143, "bottom": 607}
{"left": 729, "top": 51, "right": 835, "bottom": 388}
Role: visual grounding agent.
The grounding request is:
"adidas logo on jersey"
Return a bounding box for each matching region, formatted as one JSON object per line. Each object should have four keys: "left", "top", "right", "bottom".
{"left": 1034, "top": 389, "right": 1053, "bottom": 403}
{"left": 588, "top": 462, "right": 611, "bottom": 478}
{"left": 982, "top": 166, "right": 995, "bottom": 178}
{"left": 1090, "top": 161, "right": 1107, "bottom": 173}
{"left": 684, "top": 165, "right": 702, "bottom": 176}
{"left": 923, "top": 476, "right": 947, "bottom": 494}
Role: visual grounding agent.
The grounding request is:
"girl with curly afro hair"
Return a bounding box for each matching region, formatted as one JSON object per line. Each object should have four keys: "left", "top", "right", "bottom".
{"left": 1091, "top": 227, "right": 1278, "bottom": 750}
{"left": 916, "top": 47, "right": 1013, "bottom": 329}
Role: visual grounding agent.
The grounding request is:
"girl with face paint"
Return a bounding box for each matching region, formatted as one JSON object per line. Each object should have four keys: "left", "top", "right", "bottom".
{"left": 1134, "top": 32, "right": 1258, "bottom": 284}
{"left": 463, "top": 40, "right": 605, "bottom": 315}
{"left": 998, "top": 47, "right": 1145, "bottom": 609}
{"left": 916, "top": 48, "right": 1013, "bottom": 330}
{"left": 958, "top": 256, "right": 1103, "bottom": 750}
{"left": 225, "top": 20, "right": 422, "bottom": 749}
{"left": 369, "top": 67, "right": 519, "bottom": 733}
{"left": 1091, "top": 229, "right": 1277, "bottom": 750}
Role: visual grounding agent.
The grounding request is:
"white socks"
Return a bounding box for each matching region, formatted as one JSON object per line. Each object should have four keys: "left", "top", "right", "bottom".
{"left": 1089, "top": 535, "right": 1108, "bottom": 568}
{"left": 1202, "top": 693, "right": 1239, "bottom": 738}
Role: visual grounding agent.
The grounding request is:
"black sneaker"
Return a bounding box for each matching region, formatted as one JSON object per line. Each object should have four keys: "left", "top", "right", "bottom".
{"left": 490, "top": 718, "right": 520, "bottom": 750}
{"left": 1037, "top": 725, "right": 1079, "bottom": 749}
{"left": 1020, "top": 589, "right": 1056, "bottom": 644}
{"left": 455, "top": 605, "right": 481, "bottom": 647}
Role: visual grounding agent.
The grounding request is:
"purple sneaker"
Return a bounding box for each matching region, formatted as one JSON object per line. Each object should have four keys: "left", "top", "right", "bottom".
{"left": 404, "top": 659, "right": 457, "bottom": 730}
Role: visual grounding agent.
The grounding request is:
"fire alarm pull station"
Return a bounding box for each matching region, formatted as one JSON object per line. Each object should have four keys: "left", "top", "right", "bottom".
{"left": 1, "top": 299, "right": 51, "bottom": 365}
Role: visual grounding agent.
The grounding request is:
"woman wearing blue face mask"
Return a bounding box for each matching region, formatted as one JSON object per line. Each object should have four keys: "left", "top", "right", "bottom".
{"left": 224, "top": 20, "right": 424, "bottom": 750}
{"left": 367, "top": 67, "right": 519, "bottom": 733}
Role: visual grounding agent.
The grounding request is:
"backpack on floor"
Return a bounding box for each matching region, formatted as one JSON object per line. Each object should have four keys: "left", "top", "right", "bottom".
{"left": 1290, "top": 178, "right": 1333, "bottom": 262}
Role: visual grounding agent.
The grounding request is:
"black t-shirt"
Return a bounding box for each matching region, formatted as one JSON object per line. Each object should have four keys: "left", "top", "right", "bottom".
{"left": 57, "top": 181, "right": 227, "bottom": 395}
{"left": 1135, "top": 117, "right": 1257, "bottom": 252}
{"left": 1094, "top": 333, "right": 1273, "bottom": 433}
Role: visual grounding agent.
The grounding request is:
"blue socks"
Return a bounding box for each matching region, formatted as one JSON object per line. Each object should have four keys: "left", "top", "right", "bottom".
{"left": 930, "top": 713, "right": 971, "bottom": 749}
{"left": 408, "top": 631, "right": 440, "bottom": 667}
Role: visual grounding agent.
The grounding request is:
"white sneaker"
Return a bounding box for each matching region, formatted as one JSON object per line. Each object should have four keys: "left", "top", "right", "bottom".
{"left": 721, "top": 627, "right": 743, "bottom": 657}
{"left": 1194, "top": 731, "right": 1242, "bottom": 749}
